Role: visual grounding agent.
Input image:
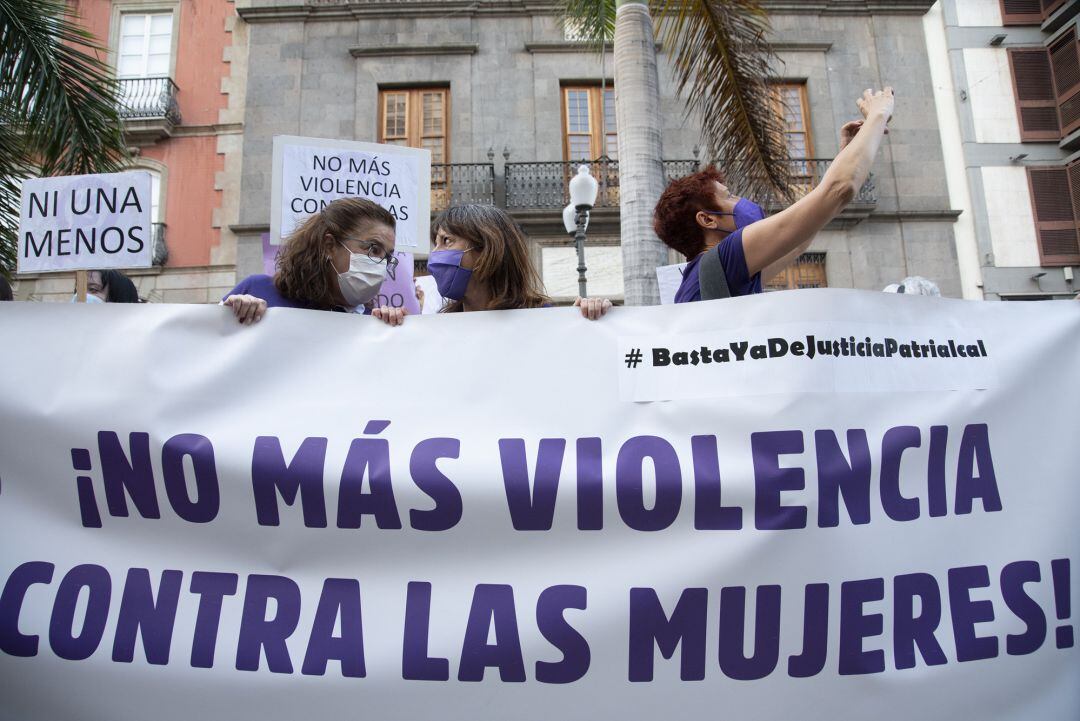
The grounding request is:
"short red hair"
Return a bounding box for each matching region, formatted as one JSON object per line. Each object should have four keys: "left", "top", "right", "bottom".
{"left": 653, "top": 165, "right": 726, "bottom": 258}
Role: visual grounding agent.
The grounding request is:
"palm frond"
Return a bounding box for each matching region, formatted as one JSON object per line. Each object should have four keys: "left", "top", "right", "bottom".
{"left": 651, "top": 0, "right": 792, "bottom": 202}
{"left": 0, "top": 0, "right": 129, "bottom": 276}
{"left": 561, "top": 0, "right": 617, "bottom": 49}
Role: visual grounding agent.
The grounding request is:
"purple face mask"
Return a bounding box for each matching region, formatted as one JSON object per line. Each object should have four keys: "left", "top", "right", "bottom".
{"left": 732, "top": 197, "right": 766, "bottom": 228}
{"left": 704, "top": 197, "right": 766, "bottom": 232}
{"left": 427, "top": 249, "right": 473, "bottom": 300}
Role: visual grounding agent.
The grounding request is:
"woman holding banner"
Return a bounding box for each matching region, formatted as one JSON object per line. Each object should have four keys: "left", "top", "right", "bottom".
{"left": 223, "top": 197, "right": 405, "bottom": 324}
{"left": 427, "top": 204, "right": 611, "bottom": 319}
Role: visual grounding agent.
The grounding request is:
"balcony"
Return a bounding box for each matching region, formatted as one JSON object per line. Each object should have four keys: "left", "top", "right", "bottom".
{"left": 496, "top": 157, "right": 875, "bottom": 211}
{"left": 430, "top": 163, "right": 496, "bottom": 211}
{"left": 505, "top": 158, "right": 623, "bottom": 209}
{"left": 118, "top": 77, "right": 181, "bottom": 144}
{"left": 423, "top": 158, "right": 876, "bottom": 232}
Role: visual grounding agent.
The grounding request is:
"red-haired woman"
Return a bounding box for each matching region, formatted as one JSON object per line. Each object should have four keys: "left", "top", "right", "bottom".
{"left": 223, "top": 197, "right": 406, "bottom": 325}
{"left": 654, "top": 88, "right": 894, "bottom": 302}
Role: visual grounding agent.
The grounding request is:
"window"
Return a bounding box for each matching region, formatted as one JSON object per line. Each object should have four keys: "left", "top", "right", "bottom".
{"left": 999, "top": 0, "right": 1068, "bottom": 26}
{"left": 378, "top": 88, "right": 449, "bottom": 208}
{"left": 769, "top": 82, "right": 815, "bottom": 195}
{"left": 1049, "top": 27, "right": 1080, "bottom": 138}
{"left": 1026, "top": 163, "right": 1080, "bottom": 266}
{"left": 116, "top": 12, "right": 174, "bottom": 115}
{"left": 770, "top": 83, "right": 813, "bottom": 160}
{"left": 1008, "top": 48, "right": 1061, "bottom": 140}
{"left": 765, "top": 252, "right": 827, "bottom": 291}
{"left": 562, "top": 86, "right": 617, "bottom": 161}
{"left": 117, "top": 13, "right": 172, "bottom": 78}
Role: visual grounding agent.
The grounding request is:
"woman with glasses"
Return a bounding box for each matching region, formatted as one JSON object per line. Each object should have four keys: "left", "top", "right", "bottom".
{"left": 223, "top": 197, "right": 405, "bottom": 325}
{"left": 426, "top": 203, "right": 611, "bottom": 319}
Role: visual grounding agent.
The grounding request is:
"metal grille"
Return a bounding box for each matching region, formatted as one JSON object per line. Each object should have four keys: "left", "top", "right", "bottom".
{"left": 430, "top": 163, "right": 495, "bottom": 211}
{"left": 765, "top": 252, "right": 827, "bottom": 291}
{"left": 118, "top": 77, "right": 181, "bottom": 124}
{"left": 663, "top": 159, "right": 701, "bottom": 183}
{"left": 505, "top": 158, "right": 620, "bottom": 209}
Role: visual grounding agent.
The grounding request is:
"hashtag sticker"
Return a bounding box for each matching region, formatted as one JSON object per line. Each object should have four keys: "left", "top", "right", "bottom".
{"left": 624, "top": 348, "right": 643, "bottom": 369}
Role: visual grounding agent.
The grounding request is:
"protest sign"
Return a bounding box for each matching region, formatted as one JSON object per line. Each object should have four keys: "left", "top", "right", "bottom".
{"left": 372, "top": 251, "right": 420, "bottom": 314}
{"left": 16, "top": 171, "right": 153, "bottom": 274}
{"left": 415, "top": 273, "right": 444, "bottom": 314}
{"left": 0, "top": 290, "right": 1077, "bottom": 720}
{"left": 656, "top": 261, "right": 688, "bottom": 305}
{"left": 271, "top": 136, "right": 430, "bottom": 253}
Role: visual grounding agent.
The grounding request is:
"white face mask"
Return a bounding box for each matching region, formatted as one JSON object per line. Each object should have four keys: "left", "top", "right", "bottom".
{"left": 335, "top": 242, "right": 386, "bottom": 308}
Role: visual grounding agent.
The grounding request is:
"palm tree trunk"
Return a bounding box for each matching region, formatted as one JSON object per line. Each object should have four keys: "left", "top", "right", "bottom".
{"left": 613, "top": 0, "right": 666, "bottom": 306}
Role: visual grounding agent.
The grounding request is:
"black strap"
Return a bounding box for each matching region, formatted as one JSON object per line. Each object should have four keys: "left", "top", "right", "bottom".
{"left": 698, "top": 246, "right": 731, "bottom": 300}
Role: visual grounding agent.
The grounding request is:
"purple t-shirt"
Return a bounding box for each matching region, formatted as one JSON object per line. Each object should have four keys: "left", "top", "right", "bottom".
{"left": 224, "top": 274, "right": 369, "bottom": 314}
{"left": 673, "top": 228, "right": 762, "bottom": 303}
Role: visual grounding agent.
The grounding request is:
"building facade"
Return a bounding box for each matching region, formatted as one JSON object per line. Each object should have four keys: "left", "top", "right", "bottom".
{"left": 13, "top": 0, "right": 248, "bottom": 303}
{"left": 925, "top": 0, "right": 1079, "bottom": 300}
{"left": 231, "top": 0, "right": 964, "bottom": 301}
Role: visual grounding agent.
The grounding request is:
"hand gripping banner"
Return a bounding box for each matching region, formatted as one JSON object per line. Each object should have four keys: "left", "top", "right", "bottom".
{"left": 0, "top": 289, "right": 1077, "bottom": 720}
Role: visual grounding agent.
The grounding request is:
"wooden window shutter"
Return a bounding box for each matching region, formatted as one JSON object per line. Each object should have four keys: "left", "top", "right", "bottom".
{"left": 1048, "top": 28, "right": 1080, "bottom": 137}
{"left": 1042, "top": 0, "right": 1068, "bottom": 17}
{"left": 1000, "top": 0, "right": 1043, "bottom": 25}
{"left": 1008, "top": 49, "right": 1061, "bottom": 140}
{"left": 1028, "top": 166, "right": 1080, "bottom": 266}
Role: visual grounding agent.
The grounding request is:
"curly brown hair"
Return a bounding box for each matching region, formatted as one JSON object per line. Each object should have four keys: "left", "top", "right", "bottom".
{"left": 434, "top": 204, "right": 549, "bottom": 312}
{"left": 652, "top": 165, "right": 727, "bottom": 259}
{"left": 274, "top": 197, "right": 396, "bottom": 310}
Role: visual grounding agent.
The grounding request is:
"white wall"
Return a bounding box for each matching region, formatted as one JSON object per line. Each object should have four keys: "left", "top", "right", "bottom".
{"left": 542, "top": 245, "right": 625, "bottom": 298}
{"left": 924, "top": 2, "right": 984, "bottom": 298}
{"left": 983, "top": 166, "right": 1041, "bottom": 267}
{"left": 964, "top": 48, "right": 1021, "bottom": 143}
{"left": 955, "top": 0, "right": 1002, "bottom": 27}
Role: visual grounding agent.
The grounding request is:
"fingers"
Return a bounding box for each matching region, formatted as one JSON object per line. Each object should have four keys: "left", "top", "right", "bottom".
{"left": 224, "top": 295, "right": 266, "bottom": 325}
{"left": 578, "top": 297, "right": 612, "bottom": 321}
{"left": 373, "top": 306, "right": 407, "bottom": 326}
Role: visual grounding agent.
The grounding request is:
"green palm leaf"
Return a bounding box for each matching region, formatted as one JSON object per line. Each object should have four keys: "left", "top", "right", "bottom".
{"left": 563, "top": 0, "right": 791, "bottom": 202}
{"left": 0, "top": 0, "right": 128, "bottom": 277}
{"left": 653, "top": 0, "right": 791, "bottom": 201}
{"left": 561, "top": 0, "right": 617, "bottom": 48}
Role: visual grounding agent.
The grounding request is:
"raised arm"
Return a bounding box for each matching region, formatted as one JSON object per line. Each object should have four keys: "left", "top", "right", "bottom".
{"left": 742, "top": 88, "right": 894, "bottom": 276}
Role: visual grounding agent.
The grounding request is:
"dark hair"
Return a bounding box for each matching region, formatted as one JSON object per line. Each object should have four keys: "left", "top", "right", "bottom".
{"left": 275, "top": 197, "right": 396, "bottom": 310}
{"left": 432, "top": 204, "right": 549, "bottom": 311}
{"left": 653, "top": 165, "right": 727, "bottom": 258}
{"left": 97, "top": 270, "right": 140, "bottom": 303}
{"left": 0, "top": 275, "right": 11, "bottom": 301}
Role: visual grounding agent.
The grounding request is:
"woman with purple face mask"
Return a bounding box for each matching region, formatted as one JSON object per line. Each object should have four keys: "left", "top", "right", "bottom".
{"left": 223, "top": 197, "right": 405, "bottom": 325}
{"left": 426, "top": 204, "right": 612, "bottom": 319}
{"left": 655, "top": 89, "right": 894, "bottom": 303}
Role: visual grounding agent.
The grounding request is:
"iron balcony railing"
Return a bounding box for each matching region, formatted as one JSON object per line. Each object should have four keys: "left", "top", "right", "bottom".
{"left": 765, "top": 158, "right": 877, "bottom": 205}
{"left": 505, "top": 157, "right": 621, "bottom": 209}
{"left": 430, "top": 162, "right": 496, "bottom": 211}
{"left": 502, "top": 157, "right": 875, "bottom": 208}
{"left": 118, "top": 77, "right": 181, "bottom": 124}
{"left": 663, "top": 159, "right": 701, "bottom": 183}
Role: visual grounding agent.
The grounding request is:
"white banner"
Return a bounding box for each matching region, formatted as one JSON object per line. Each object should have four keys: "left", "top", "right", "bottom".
{"left": 0, "top": 290, "right": 1077, "bottom": 720}
{"left": 270, "top": 136, "right": 431, "bottom": 253}
{"left": 17, "top": 171, "right": 153, "bottom": 274}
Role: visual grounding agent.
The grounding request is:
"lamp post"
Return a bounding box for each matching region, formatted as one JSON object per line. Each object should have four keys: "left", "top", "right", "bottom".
{"left": 563, "top": 164, "right": 599, "bottom": 298}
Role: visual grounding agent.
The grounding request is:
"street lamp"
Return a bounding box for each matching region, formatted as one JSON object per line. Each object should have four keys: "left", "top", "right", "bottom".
{"left": 563, "top": 164, "right": 599, "bottom": 297}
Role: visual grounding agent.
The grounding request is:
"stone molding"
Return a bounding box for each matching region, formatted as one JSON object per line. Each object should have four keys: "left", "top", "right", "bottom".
{"left": 349, "top": 43, "right": 479, "bottom": 57}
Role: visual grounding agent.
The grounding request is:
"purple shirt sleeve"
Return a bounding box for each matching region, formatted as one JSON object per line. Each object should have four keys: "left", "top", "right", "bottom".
{"left": 673, "top": 228, "right": 762, "bottom": 303}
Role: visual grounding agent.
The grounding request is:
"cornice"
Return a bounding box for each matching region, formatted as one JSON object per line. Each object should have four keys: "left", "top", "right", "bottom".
{"left": 238, "top": 0, "right": 935, "bottom": 23}
{"left": 350, "top": 43, "right": 479, "bottom": 57}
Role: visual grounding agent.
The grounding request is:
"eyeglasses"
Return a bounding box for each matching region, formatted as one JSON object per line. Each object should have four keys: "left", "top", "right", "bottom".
{"left": 342, "top": 239, "right": 399, "bottom": 279}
